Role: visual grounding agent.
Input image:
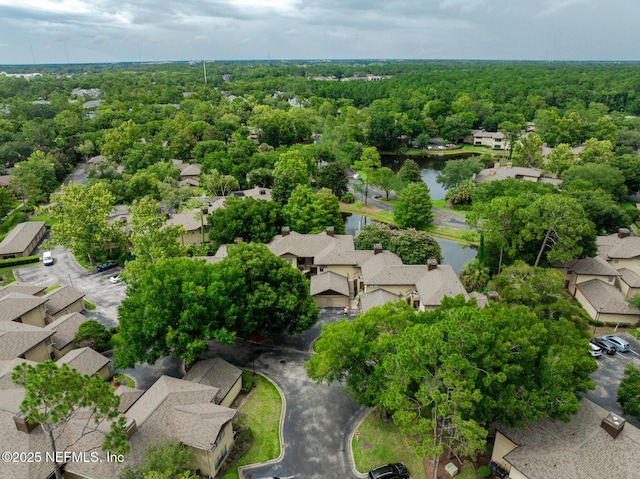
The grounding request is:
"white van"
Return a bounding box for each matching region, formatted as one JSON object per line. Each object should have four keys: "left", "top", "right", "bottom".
{"left": 42, "top": 251, "right": 53, "bottom": 266}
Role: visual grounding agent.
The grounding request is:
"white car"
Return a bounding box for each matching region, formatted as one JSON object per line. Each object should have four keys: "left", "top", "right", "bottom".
{"left": 110, "top": 274, "right": 123, "bottom": 284}
{"left": 42, "top": 251, "right": 53, "bottom": 266}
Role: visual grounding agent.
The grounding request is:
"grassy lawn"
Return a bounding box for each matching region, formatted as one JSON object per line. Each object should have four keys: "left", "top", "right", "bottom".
{"left": 340, "top": 201, "right": 396, "bottom": 225}
{"left": 352, "top": 412, "right": 426, "bottom": 479}
{"left": 44, "top": 283, "right": 61, "bottom": 293}
{"left": 222, "top": 374, "right": 282, "bottom": 479}
{"left": 431, "top": 199, "right": 472, "bottom": 218}
{"left": 400, "top": 145, "right": 498, "bottom": 157}
{"left": 0, "top": 265, "right": 16, "bottom": 285}
{"left": 83, "top": 299, "right": 96, "bottom": 310}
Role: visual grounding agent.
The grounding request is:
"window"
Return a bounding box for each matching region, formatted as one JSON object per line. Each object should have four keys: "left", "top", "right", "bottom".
{"left": 608, "top": 275, "right": 614, "bottom": 282}
{"left": 214, "top": 445, "right": 227, "bottom": 469}
{"left": 44, "top": 338, "right": 52, "bottom": 346}
{"left": 212, "top": 428, "right": 225, "bottom": 450}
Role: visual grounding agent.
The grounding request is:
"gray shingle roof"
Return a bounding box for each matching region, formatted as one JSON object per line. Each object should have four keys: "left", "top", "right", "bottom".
{"left": 267, "top": 231, "right": 356, "bottom": 260}
{"left": 0, "top": 283, "right": 46, "bottom": 299}
{"left": 576, "top": 279, "right": 640, "bottom": 315}
{"left": 497, "top": 399, "right": 640, "bottom": 479}
{"left": 56, "top": 347, "right": 110, "bottom": 376}
{"left": 171, "top": 403, "right": 236, "bottom": 450}
{"left": 115, "top": 385, "right": 145, "bottom": 413}
{"left": 0, "top": 221, "right": 45, "bottom": 255}
{"left": 0, "top": 293, "right": 48, "bottom": 322}
{"left": 310, "top": 271, "right": 350, "bottom": 296}
{"left": 569, "top": 256, "right": 620, "bottom": 276}
{"left": 361, "top": 253, "right": 425, "bottom": 286}
{"left": 597, "top": 233, "right": 640, "bottom": 259}
{"left": 415, "top": 264, "right": 469, "bottom": 307}
{"left": 618, "top": 267, "right": 640, "bottom": 288}
{"left": 0, "top": 322, "right": 55, "bottom": 360}
{"left": 165, "top": 209, "right": 208, "bottom": 232}
{"left": 360, "top": 289, "right": 403, "bottom": 313}
{"left": 42, "top": 285, "right": 85, "bottom": 316}
{"left": 44, "top": 312, "right": 89, "bottom": 349}
{"left": 183, "top": 358, "right": 242, "bottom": 405}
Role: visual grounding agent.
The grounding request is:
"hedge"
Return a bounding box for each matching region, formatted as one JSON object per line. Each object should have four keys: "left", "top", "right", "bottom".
{"left": 0, "top": 255, "right": 40, "bottom": 267}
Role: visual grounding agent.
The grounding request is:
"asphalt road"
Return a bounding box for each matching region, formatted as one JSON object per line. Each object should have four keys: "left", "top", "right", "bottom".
{"left": 203, "top": 308, "right": 367, "bottom": 479}
{"left": 585, "top": 331, "right": 640, "bottom": 429}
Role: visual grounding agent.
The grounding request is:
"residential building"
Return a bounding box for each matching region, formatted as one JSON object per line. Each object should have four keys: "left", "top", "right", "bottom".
{"left": 474, "top": 163, "right": 561, "bottom": 186}
{"left": 44, "top": 312, "right": 89, "bottom": 360}
{"left": 0, "top": 221, "right": 46, "bottom": 259}
{"left": 491, "top": 399, "right": 640, "bottom": 479}
{"left": 42, "top": 285, "right": 85, "bottom": 321}
{"left": 464, "top": 129, "right": 507, "bottom": 150}
{"left": 553, "top": 256, "right": 621, "bottom": 294}
{"left": 182, "top": 358, "right": 243, "bottom": 408}
{"left": 0, "top": 292, "right": 49, "bottom": 327}
{"left": 0, "top": 322, "right": 55, "bottom": 362}
{"left": 172, "top": 159, "right": 202, "bottom": 186}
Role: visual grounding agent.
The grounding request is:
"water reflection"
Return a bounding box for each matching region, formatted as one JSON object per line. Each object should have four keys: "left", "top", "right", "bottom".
{"left": 343, "top": 213, "right": 476, "bottom": 275}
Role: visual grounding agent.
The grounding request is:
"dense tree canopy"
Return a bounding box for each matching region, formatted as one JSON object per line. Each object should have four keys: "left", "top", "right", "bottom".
{"left": 394, "top": 181, "right": 433, "bottom": 229}
{"left": 354, "top": 222, "right": 442, "bottom": 264}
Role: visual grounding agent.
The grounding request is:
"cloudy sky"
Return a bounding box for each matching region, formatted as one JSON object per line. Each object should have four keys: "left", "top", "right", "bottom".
{"left": 0, "top": 0, "right": 638, "bottom": 64}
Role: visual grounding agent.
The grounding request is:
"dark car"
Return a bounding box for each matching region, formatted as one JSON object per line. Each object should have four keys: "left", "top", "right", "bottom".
{"left": 590, "top": 338, "right": 616, "bottom": 355}
{"left": 368, "top": 463, "right": 410, "bottom": 479}
{"left": 96, "top": 261, "right": 118, "bottom": 272}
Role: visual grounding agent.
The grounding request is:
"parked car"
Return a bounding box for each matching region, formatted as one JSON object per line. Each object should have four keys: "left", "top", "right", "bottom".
{"left": 42, "top": 251, "right": 53, "bottom": 266}
{"left": 96, "top": 261, "right": 118, "bottom": 272}
{"left": 368, "top": 463, "right": 410, "bottom": 479}
{"left": 589, "top": 342, "right": 602, "bottom": 358}
{"left": 110, "top": 273, "right": 123, "bottom": 284}
{"left": 602, "top": 335, "right": 630, "bottom": 352}
{"left": 591, "top": 338, "right": 616, "bottom": 355}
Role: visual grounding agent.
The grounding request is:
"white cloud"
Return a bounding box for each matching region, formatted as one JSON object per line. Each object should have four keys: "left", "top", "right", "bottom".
{"left": 536, "top": 0, "right": 592, "bottom": 18}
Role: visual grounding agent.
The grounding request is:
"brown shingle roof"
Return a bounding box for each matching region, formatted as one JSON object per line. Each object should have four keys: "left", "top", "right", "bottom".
{"left": 44, "top": 312, "right": 89, "bottom": 349}
{"left": 309, "top": 271, "right": 350, "bottom": 296}
{"left": 618, "top": 268, "right": 640, "bottom": 288}
{"left": 0, "top": 292, "right": 48, "bottom": 322}
{"left": 597, "top": 233, "right": 640, "bottom": 259}
{"left": 415, "top": 265, "right": 469, "bottom": 307}
{"left": 0, "top": 322, "right": 54, "bottom": 360}
{"left": 183, "top": 358, "right": 242, "bottom": 405}
{"left": 360, "top": 289, "right": 403, "bottom": 313}
{"left": 115, "top": 385, "right": 144, "bottom": 413}
{"left": 56, "top": 347, "right": 110, "bottom": 376}
{"left": 171, "top": 403, "right": 236, "bottom": 449}
{"left": 165, "top": 209, "right": 207, "bottom": 232}
{"left": 42, "top": 285, "right": 85, "bottom": 316}
{"left": 267, "top": 231, "right": 355, "bottom": 260}
{"left": 576, "top": 279, "right": 640, "bottom": 315}
{"left": 0, "top": 221, "right": 46, "bottom": 256}
{"left": 565, "top": 256, "right": 620, "bottom": 276}
{"left": 0, "top": 283, "right": 46, "bottom": 299}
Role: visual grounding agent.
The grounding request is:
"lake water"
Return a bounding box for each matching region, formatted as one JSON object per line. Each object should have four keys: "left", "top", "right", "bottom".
{"left": 381, "top": 152, "right": 475, "bottom": 200}
{"left": 343, "top": 213, "right": 477, "bottom": 275}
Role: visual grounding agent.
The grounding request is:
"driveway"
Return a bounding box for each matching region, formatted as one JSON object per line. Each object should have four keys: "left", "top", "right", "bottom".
{"left": 203, "top": 308, "right": 367, "bottom": 479}
{"left": 585, "top": 331, "right": 640, "bottom": 429}
{"left": 13, "top": 236, "right": 126, "bottom": 325}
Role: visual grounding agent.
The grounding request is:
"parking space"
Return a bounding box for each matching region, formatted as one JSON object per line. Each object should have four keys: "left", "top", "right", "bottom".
{"left": 586, "top": 332, "right": 640, "bottom": 428}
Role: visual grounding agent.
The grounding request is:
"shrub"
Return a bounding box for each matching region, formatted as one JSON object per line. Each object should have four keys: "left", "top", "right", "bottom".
{"left": 0, "top": 255, "right": 40, "bottom": 268}
{"left": 478, "top": 465, "right": 492, "bottom": 478}
{"left": 75, "top": 320, "right": 112, "bottom": 352}
{"left": 341, "top": 192, "right": 355, "bottom": 204}
{"left": 242, "top": 370, "right": 255, "bottom": 392}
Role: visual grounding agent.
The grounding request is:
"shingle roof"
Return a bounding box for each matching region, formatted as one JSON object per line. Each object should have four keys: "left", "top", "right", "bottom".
{"left": 360, "top": 289, "right": 403, "bottom": 313}
{"left": 44, "top": 312, "right": 89, "bottom": 349}
{"left": 56, "top": 347, "right": 110, "bottom": 376}
{"left": 0, "top": 283, "right": 46, "bottom": 299}
{"left": 596, "top": 232, "right": 640, "bottom": 260}
{"left": 475, "top": 166, "right": 542, "bottom": 183}
{"left": 361, "top": 253, "right": 424, "bottom": 286}
{"left": 497, "top": 399, "right": 640, "bottom": 479}
{"left": 0, "top": 322, "right": 55, "bottom": 360}
{"left": 165, "top": 209, "right": 208, "bottom": 232}
{"left": 171, "top": 403, "right": 236, "bottom": 450}
{"left": 360, "top": 251, "right": 404, "bottom": 284}
{"left": 42, "top": 285, "right": 85, "bottom": 316}
{"left": 570, "top": 256, "right": 621, "bottom": 276}
{"left": 618, "top": 268, "right": 640, "bottom": 288}
{"left": 415, "top": 265, "right": 469, "bottom": 307}
{"left": 576, "top": 279, "right": 640, "bottom": 315}
{"left": 115, "top": 385, "right": 144, "bottom": 413}
{"left": 183, "top": 358, "right": 242, "bottom": 405}
{"left": 267, "top": 231, "right": 355, "bottom": 260}
{"left": 0, "top": 221, "right": 45, "bottom": 255}
{"left": 0, "top": 293, "right": 48, "bottom": 322}
{"left": 309, "top": 271, "right": 350, "bottom": 296}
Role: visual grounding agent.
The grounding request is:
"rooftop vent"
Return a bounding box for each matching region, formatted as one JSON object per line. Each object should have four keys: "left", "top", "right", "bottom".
{"left": 427, "top": 259, "right": 438, "bottom": 271}
{"left": 282, "top": 226, "right": 290, "bottom": 236}
{"left": 326, "top": 226, "right": 334, "bottom": 237}
{"left": 601, "top": 412, "right": 625, "bottom": 439}
{"left": 373, "top": 243, "right": 383, "bottom": 255}
{"left": 618, "top": 228, "right": 631, "bottom": 239}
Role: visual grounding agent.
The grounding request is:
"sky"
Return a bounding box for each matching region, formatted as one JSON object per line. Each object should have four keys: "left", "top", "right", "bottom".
{"left": 0, "top": 0, "right": 639, "bottom": 64}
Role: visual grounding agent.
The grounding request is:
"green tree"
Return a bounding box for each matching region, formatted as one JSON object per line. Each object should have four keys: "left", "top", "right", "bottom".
{"left": 353, "top": 146, "right": 382, "bottom": 206}
{"left": 354, "top": 223, "right": 442, "bottom": 265}
{"left": 568, "top": 189, "right": 632, "bottom": 234}
{"left": 10, "top": 150, "right": 57, "bottom": 206}
{"left": 458, "top": 258, "right": 490, "bottom": 291}
{"left": 513, "top": 132, "right": 543, "bottom": 168}
{"left": 562, "top": 163, "right": 628, "bottom": 198}
{"left": 157, "top": 177, "right": 192, "bottom": 213}
{"left": 445, "top": 179, "right": 475, "bottom": 207}
{"left": 546, "top": 143, "right": 579, "bottom": 176}
{"left": 136, "top": 439, "right": 195, "bottom": 479}
{"left": 283, "top": 185, "right": 345, "bottom": 234}
{"left": 398, "top": 158, "right": 422, "bottom": 185}
{"left": 394, "top": 182, "right": 433, "bottom": 229}
{"left": 44, "top": 182, "right": 116, "bottom": 265}
{"left": 609, "top": 154, "right": 640, "bottom": 194}
{"left": 207, "top": 196, "right": 284, "bottom": 248}
{"left": 370, "top": 166, "right": 404, "bottom": 199}
{"left": 0, "top": 186, "right": 16, "bottom": 219}
{"left": 75, "top": 320, "right": 112, "bottom": 352}
{"left": 436, "top": 157, "right": 483, "bottom": 189}
{"left": 498, "top": 117, "right": 525, "bottom": 162}
{"left": 200, "top": 168, "right": 240, "bottom": 197}
{"left": 578, "top": 138, "right": 614, "bottom": 164}
{"left": 618, "top": 364, "right": 640, "bottom": 420}
{"left": 12, "top": 361, "right": 129, "bottom": 479}
{"left": 317, "top": 161, "right": 348, "bottom": 197}
{"left": 272, "top": 150, "right": 310, "bottom": 205}
{"left": 126, "top": 196, "right": 185, "bottom": 279}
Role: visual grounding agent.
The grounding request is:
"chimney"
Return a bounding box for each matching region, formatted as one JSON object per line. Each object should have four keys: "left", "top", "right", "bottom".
{"left": 123, "top": 418, "right": 137, "bottom": 438}
{"left": 189, "top": 159, "right": 194, "bottom": 165}
{"left": 506, "top": 162, "right": 513, "bottom": 168}
{"left": 14, "top": 415, "right": 38, "bottom": 433}
{"left": 326, "top": 226, "right": 335, "bottom": 237}
{"left": 234, "top": 237, "right": 243, "bottom": 244}
{"left": 488, "top": 168, "right": 496, "bottom": 176}
{"left": 601, "top": 412, "right": 625, "bottom": 439}
{"left": 373, "top": 243, "right": 383, "bottom": 255}
{"left": 282, "top": 226, "right": 290, "bottom": 236}
{"left": 427, "top": 258, "right": 438, "bottom": 271}
{"left": 494, "top": 162, "right": 500, "bottom": 169}
{"left": 487, "top": 291, "right": 499, "bottom": 301}
{"left": 259, "top": 189, "right": 266, "bottom": 195}
{"left": 618, "top": 228, "right": 630, "bottom": 239}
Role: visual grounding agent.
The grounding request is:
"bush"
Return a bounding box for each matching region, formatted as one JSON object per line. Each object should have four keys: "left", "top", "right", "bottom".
{"left": 75, "top": 320, "right": 112, "bottom": 352}
{"left": 0, "top": 255, "right": 40, "bottom": 267}
{"left": 242, "top": 370, "right": 255, "bottom": 392}
{"left": 341, "top": 192, "right": 355, "bottom": 204}
{"left": 478, "top": 465, "right": 492, "bottom": 478}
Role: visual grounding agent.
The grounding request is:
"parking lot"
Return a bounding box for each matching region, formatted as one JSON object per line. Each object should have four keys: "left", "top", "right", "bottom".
{"left": 13, "top": 240, "right": 126, "bottom": 327}
{"left": 586, "top": 331, "right": 640, "bottom": 428}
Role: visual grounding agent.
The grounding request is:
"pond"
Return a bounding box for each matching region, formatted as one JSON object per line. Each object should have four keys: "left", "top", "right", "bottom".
{"left": 381, "top": 152, "right": 476, "bottom": 200}
{"left": 343, "top": 213, "right": 477, "bottom": 275}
